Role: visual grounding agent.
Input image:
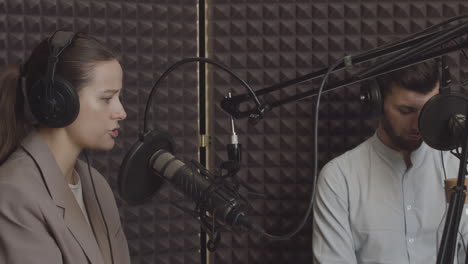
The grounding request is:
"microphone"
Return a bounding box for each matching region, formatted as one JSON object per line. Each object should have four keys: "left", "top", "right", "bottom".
{"left": 150, "top": 149, "right": 260, "bottom": 230}
{"left": 118, "top": 130, "right": 263, "bottom": 232}
{"left": 419, "top": 92, "right": 468, "bottom": 150}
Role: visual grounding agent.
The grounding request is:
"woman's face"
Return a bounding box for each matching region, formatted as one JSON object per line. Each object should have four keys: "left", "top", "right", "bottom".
{"left": 66, "top": 59, "right": 126, "bottom": 151}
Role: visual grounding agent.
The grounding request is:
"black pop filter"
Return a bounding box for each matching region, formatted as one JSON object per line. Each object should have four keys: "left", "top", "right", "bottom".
{"left": 419, "top": 92, "right": 468, "bottom": 150}
{"left": 118, "top": 130, "right": 175, "bottom": 204}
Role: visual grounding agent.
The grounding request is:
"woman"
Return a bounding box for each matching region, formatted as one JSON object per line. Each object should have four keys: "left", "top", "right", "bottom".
{"left": 0, "top": 31, "right": 130, "bottom": 264}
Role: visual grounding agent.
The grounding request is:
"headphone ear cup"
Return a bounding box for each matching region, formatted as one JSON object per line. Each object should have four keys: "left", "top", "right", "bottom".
{"left": 360, "top": 78, "right": 383, "bottom": 118}
{"left": 28, "top": 75, "right": 80, "bottom": 128}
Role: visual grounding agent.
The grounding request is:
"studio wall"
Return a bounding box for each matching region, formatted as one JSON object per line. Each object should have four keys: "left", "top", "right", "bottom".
{"left": 0, "top": 1, "right": 200, "bottom": 263}
{"left": 3, "top": 1, "right": 468, "bottom": 264}
{"left": 207, "top": 1, "right": 468, "bottom": 263}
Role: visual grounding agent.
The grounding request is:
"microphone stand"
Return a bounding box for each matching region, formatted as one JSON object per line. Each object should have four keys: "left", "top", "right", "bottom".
{"left": 438, "top": 114, "right": 468, "bottom": 264}
{"left": 463, "top": 140, "right": 468, "bottom": 264}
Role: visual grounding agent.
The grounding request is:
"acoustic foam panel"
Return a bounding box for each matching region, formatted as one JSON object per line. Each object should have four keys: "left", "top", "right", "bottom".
{"left": 1, "top": 1, "right": 200, "bottom": 263}
{"left": 207, "top": 1, "right": 468, "bottom": 263}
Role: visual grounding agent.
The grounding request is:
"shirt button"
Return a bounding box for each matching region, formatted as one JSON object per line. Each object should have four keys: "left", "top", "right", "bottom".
{"left": 407, "top": 205, "right": 412, "bottom": 211}
{"left": 408, "top": 238, "right": 414, "bottom": 243}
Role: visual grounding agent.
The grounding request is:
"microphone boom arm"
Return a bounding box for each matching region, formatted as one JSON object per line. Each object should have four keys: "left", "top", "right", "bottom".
{"left": 221, "top": 18, "right": 468, "bottom": 121}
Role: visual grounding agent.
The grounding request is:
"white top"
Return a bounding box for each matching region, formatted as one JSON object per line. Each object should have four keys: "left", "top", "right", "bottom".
{"left": 313, "top": 133, "right": 468, "bottom": 264}
{"left": 68, "top": 170, "right": 90, "bottom": 226}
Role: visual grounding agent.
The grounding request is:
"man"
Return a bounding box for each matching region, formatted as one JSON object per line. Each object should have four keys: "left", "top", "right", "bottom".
{"left": 312, "top": 60, "right": 468, "bottom": 263}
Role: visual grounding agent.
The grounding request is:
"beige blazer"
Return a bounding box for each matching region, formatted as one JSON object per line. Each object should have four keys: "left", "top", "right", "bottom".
{"left": 0, "top": 132, "right": 131, "bottom": 264}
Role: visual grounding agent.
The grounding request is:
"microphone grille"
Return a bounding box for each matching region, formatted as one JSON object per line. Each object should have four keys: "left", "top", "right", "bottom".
{"left": 151, "top": 150, "right": 185, "bottom": 180}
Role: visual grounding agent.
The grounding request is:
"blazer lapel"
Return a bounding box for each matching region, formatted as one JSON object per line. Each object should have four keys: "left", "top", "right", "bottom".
{"left": 21, "top": 132, "right": 105, "bottom": 264}
{"left": 77, "top": 161, "right": 113, "bottom": 264}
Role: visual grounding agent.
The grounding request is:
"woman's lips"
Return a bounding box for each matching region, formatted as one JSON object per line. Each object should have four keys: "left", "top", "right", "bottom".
{"left": 110, "top": 129, "right": 119, "bottom": 138}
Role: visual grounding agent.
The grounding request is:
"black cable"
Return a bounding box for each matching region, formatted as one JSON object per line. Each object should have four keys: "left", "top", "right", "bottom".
{"left": 442, "top": 151, "right": 448, "bottom": 181}
{"left": 439, "top": 150, "right": 448, "bottom": 258}
{"left": 353, "top": 15, "right": 468, "bottom": 76}
{"left": 260, "top": 57, "right": 346, "bottom": 240}
{"left": 358, "top": 21, "right": 468, "bottom": 80}
{"left": 141, "top": 16, "right": 468, "bottom": 243}
{"left": 147, "top": 47, "right": 468, "bottom": 242}
{"left": 143, "top": 57, "right": 262, "bottom": 133}
{"left": 357, "top": 15, "right": 468, "bottom": 60}
{"left": 84, "top": 150, "right": 114, "bottom": 264}
{"left": 142, "top": 13, "right": 468, "bottom": 250}
{"left": 145, "top": 55, "right": 346, "bottom": 240}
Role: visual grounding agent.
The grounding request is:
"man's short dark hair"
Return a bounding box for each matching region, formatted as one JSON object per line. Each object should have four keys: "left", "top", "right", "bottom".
{"left": 376, "top": 59, "right": 440, "bottom": 99}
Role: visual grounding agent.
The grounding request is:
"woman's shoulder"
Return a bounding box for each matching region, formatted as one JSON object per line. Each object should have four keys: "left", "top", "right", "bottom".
{"left": 0, "top": 149, "right": 41, "bottom": 184}
{"left": 0, "top": 149, "right": 48, "bottom": 211}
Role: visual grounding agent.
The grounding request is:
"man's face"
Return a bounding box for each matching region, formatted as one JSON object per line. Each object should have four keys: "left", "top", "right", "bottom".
{"left": 380, "top": 83, "right": 439, "bottom": 152}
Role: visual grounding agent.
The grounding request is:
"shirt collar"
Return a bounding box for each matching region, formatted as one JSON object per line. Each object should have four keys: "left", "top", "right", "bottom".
{"left": 370, "top": 132, "right": 429, "bottom": 172}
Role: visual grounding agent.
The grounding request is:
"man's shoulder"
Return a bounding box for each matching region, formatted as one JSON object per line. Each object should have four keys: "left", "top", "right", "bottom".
{"left": 314, "top": 138, "right": 375, "bottom": 203}
{"left": 323, "top": 137, "right": 374, "bottom": 171}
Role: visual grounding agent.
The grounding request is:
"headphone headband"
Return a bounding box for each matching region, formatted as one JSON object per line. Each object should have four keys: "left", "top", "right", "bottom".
{"left": 43, "top": 31, "right": 76, "bottom": 99}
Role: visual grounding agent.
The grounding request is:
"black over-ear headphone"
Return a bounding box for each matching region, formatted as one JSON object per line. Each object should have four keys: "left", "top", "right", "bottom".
{"left": 359, "top": 58, "right": 448, "bottom": 119}
{"left": 26, "top": 30, "right": 80, "bottom": 128}
{"left": 359, "top": 78, "right": 383, "bottom": 119}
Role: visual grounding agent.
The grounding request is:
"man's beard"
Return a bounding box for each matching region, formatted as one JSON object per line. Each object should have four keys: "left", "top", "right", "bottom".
{"left": 381, "top": 114, "right": 423, "bottom": 152}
